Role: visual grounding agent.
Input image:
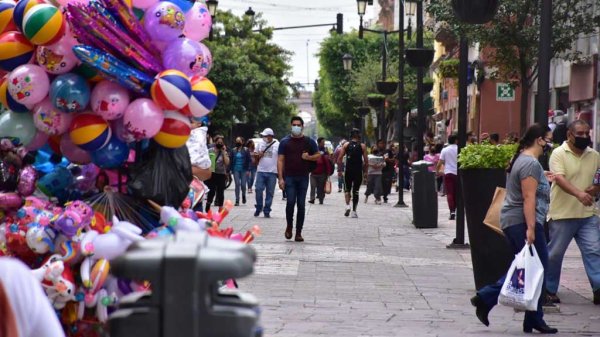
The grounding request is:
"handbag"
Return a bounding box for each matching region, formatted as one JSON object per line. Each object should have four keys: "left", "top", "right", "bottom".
{"left": 324, "top": 178, "right": 332, "bottom": 194}
{"left": 483, "top": 187, "right": 506, "bottom": 236}
{"left": 499, "top": 244, "right": 545, "bottom": 311}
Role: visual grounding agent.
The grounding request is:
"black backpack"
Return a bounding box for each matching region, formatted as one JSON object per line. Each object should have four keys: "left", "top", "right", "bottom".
{"left": 346, "top": 141, "right": 363, "bottom": 170}
{"left": 303, "top": 136, "right": 317, "bottom": 172}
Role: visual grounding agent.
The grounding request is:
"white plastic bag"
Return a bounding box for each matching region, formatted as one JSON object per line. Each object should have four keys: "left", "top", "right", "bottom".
{"left": 498, "top": 243, "right": 544, "bottom": 311}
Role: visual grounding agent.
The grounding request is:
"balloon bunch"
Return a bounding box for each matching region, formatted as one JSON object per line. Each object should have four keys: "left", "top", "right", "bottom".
{"left": 0, "top": 0, "right": 219, "bottom": 170}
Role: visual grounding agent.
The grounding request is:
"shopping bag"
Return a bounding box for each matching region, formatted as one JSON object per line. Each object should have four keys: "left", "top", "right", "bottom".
{"left": 324, "top": 178, "right": 332, "bottom": 194}
{"left": 483, "top": 187, "right": 506, "bottom": 236}
{"left": 498, "top": 243, "right": 544, "bottom": 311}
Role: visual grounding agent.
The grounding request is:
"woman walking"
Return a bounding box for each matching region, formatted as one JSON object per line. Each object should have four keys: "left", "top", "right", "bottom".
{"left": 230, "top": 136, "right": 251, "bottom": 206}
{"left": 206, "top": 135, "right": 230, "bottom": 212}
{"left": 364, "top": 146, "right": 385, "bottom": 204}
{"left": 246, "top": 139, "right": 257, "bottom": 194}
{"left": 470, "top": 124, "right": 557, "bottom": 334}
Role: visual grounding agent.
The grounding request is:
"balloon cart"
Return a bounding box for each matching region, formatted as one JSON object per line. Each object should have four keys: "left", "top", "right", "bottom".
{"left": 0, "top": 0, "right": 261, "bottom": 335}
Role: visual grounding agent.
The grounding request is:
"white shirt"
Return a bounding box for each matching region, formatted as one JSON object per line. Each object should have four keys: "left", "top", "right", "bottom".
{"left": 440, "top": 144, "right": 458, "bottom": 175}
{"left": 255, "top": 140, "right": 279, "bottom": 173}
{"left": 186, "top": 126, "right": 211, "bottom": 169}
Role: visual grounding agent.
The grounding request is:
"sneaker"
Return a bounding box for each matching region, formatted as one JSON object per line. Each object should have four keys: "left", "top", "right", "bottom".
{"left": 308, "top": 199, "right": 315, "bottom": 204}
{"left": 344, "top": 208, "right": 350, "bottom": 217}
{"left": 351, "top": 211, "right": 358, "bottom": 218}
{"left": 254, "top": 210, "right": 260, "bottom": 217}
{"left": 449, "top": 212, "right": 456, "bottom": 220}
{"left": 594, "top": 289, "right": 600, "bottom": 305}
{"left": 338, "top": 189, "right": 342, "bottom": 193}
{"left": 264, "top": 213, "right": 270, "bottom": 218}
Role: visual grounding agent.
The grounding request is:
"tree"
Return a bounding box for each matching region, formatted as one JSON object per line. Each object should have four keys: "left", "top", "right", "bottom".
{"left": 427, "top": 0, "right": 600, "bottom": 133}
{"left": 204, "top": 11, "right": 296, "bottom": 139}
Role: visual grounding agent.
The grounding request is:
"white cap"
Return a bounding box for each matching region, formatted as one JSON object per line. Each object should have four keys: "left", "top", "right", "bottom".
{"left": 260, "top": 128, "right": 274, "bottom": 136}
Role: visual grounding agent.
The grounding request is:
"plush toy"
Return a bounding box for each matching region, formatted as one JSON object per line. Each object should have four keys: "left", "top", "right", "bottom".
{"left": 160, "top": 206, "right": 207, "bottom": 232}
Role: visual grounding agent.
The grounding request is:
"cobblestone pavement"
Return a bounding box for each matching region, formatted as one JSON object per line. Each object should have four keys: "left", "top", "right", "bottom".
{"left": 225, "top": 179, "right": 600, "bottom": 337}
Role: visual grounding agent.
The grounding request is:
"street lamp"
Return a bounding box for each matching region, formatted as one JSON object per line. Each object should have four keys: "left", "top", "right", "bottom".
{"left": 342, "top": 54, "right": 353, "bottom": 71}
{"left": 244, "top": 7, "right": 255, "bottom": 17}
{"left": 206, "top": 0, "right": 218, "bottom": 18}
{"left": 356, "top": 0, "right": 367, "bottom": 16}
{"left": 405, "top": 1, "right": 417, "bottom": 16}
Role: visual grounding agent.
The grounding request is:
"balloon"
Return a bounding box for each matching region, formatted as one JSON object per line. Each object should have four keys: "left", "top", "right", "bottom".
{"left": 55, "top": 0, "right": 89, "bottom": 6}
{"left": 25, "top": 129, "right": 49, "bottom": 151}
{"left": 0, "top": 192, "right": 22, "bottom": 209}
{"left": 13, "top": 0, "right": 43, "bottom": 32}
{"left": 36, "top": 165, "right": 73, "bottom": 198}
{"left": 32, "top": 98, "right": 74, "bottom": 136}
{"left": 110, "top": 118, "right": 136, "bottom": 143}
{"left": 153, "top": 111, "right": 191, "bottom": 148}
{"left": 72, "top": 163, "right": 99, "bottom": 193}
{"left": 132, "top": 0, "right": 157, "bottom": 9}
{"left": 181, "top": 75, "right": 217, "bottom": 117}
{"left": 49, "top": 73, "right": 91, "bottom": 112}
{"left": 162, "top": 38, "right": 209, "bottom": 77}
{"left": 22, "top": 4, "right": 65, "bottom": 46}
{"left": 0, "top": 110, "right": 36, "bottom": 145}
{"left": 143, "top": 2, "right": 185, "bottom": 42}
{"left": 91, "top": 81, "right": 130, "bottom": 120}
{"left": 17, "top": 165, "right": 37, "bottom": 196}
{"left": 197, "top": 42, "right": 212, "bottom": 77}
{"left": 60, "top": 133, "right": 91, "bottom": 164}
{"left": 36, "top": 37, "right": 79, "bottom": 74}
{"left": 0, "top": 158, "right": 18, "bottom": 191}
{"left": 0, "top": 0, "right": 18, "bottom": 34}
{"left": 150, "top": 69, "right": 191, "bottom": 110}
{"left": 69, "top": 113, "right": 111, "bottom": 151}
{"left": 91, "top": 135, "right": 129, "bottom": 169}
{"left": 8, "top": 64, "right": 50, "bottom": 106}
{"left": 0, "top": 31, "right": 34, "bottom": 72}
{"left": 0, "top": 75, "right": 28, "bottom": 113}
{"left": 123, "top": 98, "right": 164, "bottom": 140}
{"left": 183, "top": 2, "right": 211, "bottom": 41}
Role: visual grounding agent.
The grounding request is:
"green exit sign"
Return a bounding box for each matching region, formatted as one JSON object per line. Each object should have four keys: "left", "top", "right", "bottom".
{"left": 496, "top": 83, "right": 515, "bottom": 101}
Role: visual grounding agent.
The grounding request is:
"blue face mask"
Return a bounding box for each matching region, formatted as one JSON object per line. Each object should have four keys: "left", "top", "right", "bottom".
{"left": 291, "top": 125, "right": 302, "bottom": 136}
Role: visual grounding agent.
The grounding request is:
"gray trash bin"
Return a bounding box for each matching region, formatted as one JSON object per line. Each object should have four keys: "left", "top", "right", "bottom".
{"left": 411, "top": 160, "right": 438, "bottom": 228}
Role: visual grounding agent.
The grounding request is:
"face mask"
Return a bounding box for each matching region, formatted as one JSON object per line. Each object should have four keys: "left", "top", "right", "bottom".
{"left": 263, "top": 137, "right": 269, "bottom": 143}
{"left": 235, "top": 142, "right": 242, "bottom": 147}
{"left": 216, "top": 143, "right": 223, "bottom": 149}
{"left": 291, "top": 125, "right": 302, "bottom": 136}
{"left": 573, "top": 136, "right": 591, "bottom": 150}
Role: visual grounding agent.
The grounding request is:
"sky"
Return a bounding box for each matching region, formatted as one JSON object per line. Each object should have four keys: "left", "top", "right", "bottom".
{"left": 220, "top": 0, "right": 380, "bottom": 90}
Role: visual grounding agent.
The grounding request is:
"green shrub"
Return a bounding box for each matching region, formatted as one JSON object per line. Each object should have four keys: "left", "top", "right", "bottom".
{"left": 439, "top": 59, "right": 459, "bottom": 79}
{"left": 458, "top": 143, "right": 518, "bottom": 170}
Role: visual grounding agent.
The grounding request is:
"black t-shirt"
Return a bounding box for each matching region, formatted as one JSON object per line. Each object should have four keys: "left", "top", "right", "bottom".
{"left": 382, "top": 149, "right": 394, "bottom": 173}
{"left": 345, "top": 141, "right": 363, "bottom": 173}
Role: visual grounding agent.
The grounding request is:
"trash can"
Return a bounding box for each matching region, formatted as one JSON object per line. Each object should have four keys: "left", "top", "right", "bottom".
{"left": 411, "top": 160, "right": 438, "bottom": 228}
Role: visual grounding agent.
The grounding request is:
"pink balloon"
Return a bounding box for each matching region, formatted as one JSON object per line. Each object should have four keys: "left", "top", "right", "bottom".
{"left": 91, "top": 81, "right": 130, "bottom": 120}
{"left": 17, "top": 166, "right": 37, "bottom": 197}
{"left": 133, "top": 0, "right": 158, "bottom": 9}
{"left": 144, "top": 2, "right": 185, "bottom": 42}
{"left": 25, "top": 130, "right": 49, "bottom": 151}
{"left": 32, "top": 98, "right": 74, "bottom": 136}
{"left": 184, "top": 2, "right": 212, "bottom": 41}
{"left": 55, "top": 0, "right": 90, "bottom": 6}
{"left": 123, "top": 98, "right": 164, "bottom": 140}
{"left": 36, "top": 36, "right": 80, "bottom": 75}
{"left": 60, "top": 133, "right": 91, "bottom": 164}
{"left": 110, "top": 118, "right": 136, "bottom": 143}
{"left": 8, "top": 64, "right": 50, "bottom": 106}
{"left": 197, "top": 42, "right": 212, "bottom": 77}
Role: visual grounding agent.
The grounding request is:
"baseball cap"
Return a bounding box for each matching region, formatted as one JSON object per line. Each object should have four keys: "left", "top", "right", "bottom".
{"left": 260, "top": 128, "right": 274, "bottom": 136}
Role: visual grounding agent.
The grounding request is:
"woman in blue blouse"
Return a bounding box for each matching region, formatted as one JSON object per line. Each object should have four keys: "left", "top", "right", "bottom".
{"left": 230, "top": 136, "right": 251, "bottom": 206}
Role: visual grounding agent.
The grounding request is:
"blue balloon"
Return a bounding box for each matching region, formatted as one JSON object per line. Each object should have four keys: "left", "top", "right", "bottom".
{"left": 161, "top": 0, "right": 192, "bottom": 12}
{"left": 34, "top": 144, "right": 69, "bottom": 173}
{"left": 36, "top": 166, "right": 73, "bottom": 199}
{"left": 49, "top": 73, "right": 91, "bottom": 113}
{"left": 91, "top": 136, "right": 129, "bottom": 169}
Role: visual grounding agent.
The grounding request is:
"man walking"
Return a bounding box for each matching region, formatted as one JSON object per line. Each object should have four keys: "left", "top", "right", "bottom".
{"left": 338, "top": 128, "right": 368, "bottom": 218}
{"left": 309, "top": 137, "right": 330, "bottom": 205}
{"left": 333, "top": 139, "right": 347, "bottom": 192}
{"left": 437, "top": 134, "right": 458, "bottom": 220}
{"left": 253, "top": 128, "right": 279, "bottom": 218}
{"left": 278, "top": 117, "right": 320, "bottom": 242}
{"left": 378, "top": 139, "right": 395, "bottom": 203}
{"left": 547, "top": 120, "right": 600, "bottom": 305}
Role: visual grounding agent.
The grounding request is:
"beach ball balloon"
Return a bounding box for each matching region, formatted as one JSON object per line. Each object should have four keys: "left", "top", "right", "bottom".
{"left": 8, "top": 64, "right": 49, "bottom": 105}
{"left": 0, "top": 31, "right": 34, "bottom": 71}
{"left": 91, "top": 136, "right": 129, "bottom": 169}
{"left": 13, "top": 0, "right": 43, "bottom": 30}
{"left": 0, "top": 0, "right": 17, "bottom": 34}
{"left": 162, "top": 37, "right": 209, "bottom": 77}
{"left": 91, "top": 80, "right": 130, "bottom": 121}
{"left": 32, "top": 97, "right": 73, "bottom": 136}
{"left": 183, "top": 1, "right": 211, "bottom": 41}
{"left": 0, "top": 110, "right": 35, "bottom": 145}
{"left": 69, "top": 113, "right": 111, "bottom": 151}
{"left": 22, "top": 4, "right": 65, "bottom": 46}
{"left": 143, "top": 2, "right": 185, "bottom": 42}
{"left": 36, "top": 38, "right": 79, "bottom": 74}
{"left": 153, "top": 111, "right": 191, "bottom": 148}
{"left": 0, "top": 75, "right": 27, "bottom": 112}
{"left": 181, "top": 75, "right": 217, "bottom": 117}
{"left": 49, "top": 73, "right": 90, "bottom": 112}
{"left": 150, "top": 69, "right": 191, "bottom": 110}
{"left": 123, "top": 98, "right": 164, "bottom": 140}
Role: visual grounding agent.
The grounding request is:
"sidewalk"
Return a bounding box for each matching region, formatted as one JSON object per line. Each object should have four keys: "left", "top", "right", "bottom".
{"left": 225, "top": 180, "right": 600, "bottom": 336}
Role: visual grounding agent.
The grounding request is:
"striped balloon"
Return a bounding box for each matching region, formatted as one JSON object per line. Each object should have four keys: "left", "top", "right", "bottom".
{"left": 22, "top": 4, "right": 65, "bottom": 46}
{"left": 13, "top": 0, "right": 42, "bottom": 31}
{"left": 181, "top": 75, "right": 217, "bottom": 118}
{"left": 153, "top": 111, "right": 191, "bottom": 148}
{"left": 150, "top": 70, "right": 192, "bottom": 110}
{"left": 0, "top": 31, "right": 33, "bottom": 71}
{"left": 0, "top": 0, "right": 17, "bottom": 34}
{"left": 69, "top": 113, "right": 111, "bottom": 151}
{"left": 0, "top": 75, "right": 28, "bottom": 112}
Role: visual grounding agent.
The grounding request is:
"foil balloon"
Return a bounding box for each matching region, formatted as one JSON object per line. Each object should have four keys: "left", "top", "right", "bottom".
{"left": 183, "top": 1, "right": 211, "bottom": 41}
{"left": 36, "top": 165, "right": 73, "bottom": 199}
{"left": 0, "top": 110, "right": 36, "bottom": 145}
{"left": 32, "top": 98, "right": 74, "bottom": 136}
{"left": 0, "top": 192, "right": 22, "bottom": 209}
{"left": 143, "top": 1, "right": 185, "bottom": 42}
{"left": 17, "top": 165, "right": 37, "bottom": 196}
{"left": 162, "top": 37, "right": 208, "bottom": 77}
{"left": 91, "top": 80, "right": 130, "bottom": 121}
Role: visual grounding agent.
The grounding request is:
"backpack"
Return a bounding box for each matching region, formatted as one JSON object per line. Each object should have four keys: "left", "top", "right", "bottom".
{"left": 303, "top": 136, "right": 317, "bottom": 172}
{"left": 326, "top": 155, "right": 335, "bottom": 176}
{"left": 345, "top": 141, "right": 363, "bottom": 170}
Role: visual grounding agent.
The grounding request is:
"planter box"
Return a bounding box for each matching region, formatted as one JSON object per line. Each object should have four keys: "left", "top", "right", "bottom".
{"left": 405, "top": 48, "right": 434, "bottom": 68}
{"left": 367, "top": 96, "right": 385, "bottom": 108}
{"left": 452, "top": 0, "right": 499, "bottom": 24}
{"left": 357, "top": 107, "right": 370, "bottom": 117}
{"left": 461, "top": 168, "right": 513, "bottom": 290}
{"left": 376, "top": 81, "right": 398, "bottom": 95}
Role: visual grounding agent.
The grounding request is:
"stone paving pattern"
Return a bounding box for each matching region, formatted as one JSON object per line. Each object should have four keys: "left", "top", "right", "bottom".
{"left": 224, "top": 180, "right": 600, "bottom": 336}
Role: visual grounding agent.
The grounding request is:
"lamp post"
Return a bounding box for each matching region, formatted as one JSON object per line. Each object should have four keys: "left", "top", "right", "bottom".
{"left": 535, "top": 0, "right": 552, "bottom": 127}
{"left": 356, "top": 0, "right": 367, "bottom": 39}
{"left": 206, "top": 0, "right": 218, "bottom": 41}
{"left": 414, "top": 0, "right": 425, "bottom": 160}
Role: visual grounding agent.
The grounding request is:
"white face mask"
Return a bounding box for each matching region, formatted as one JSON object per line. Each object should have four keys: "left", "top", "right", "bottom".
{"left": 263, "top": 137, "right": 270, "bottom": 143}
{"left": 291, "top": 125, "right": 302, "bottom": 136}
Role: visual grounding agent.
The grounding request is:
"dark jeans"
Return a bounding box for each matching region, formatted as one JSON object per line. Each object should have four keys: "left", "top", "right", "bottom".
{"left": 233, "top": 170, "right": 247, "bottom": 202}
{"left": 381, "top": 170, "right": 393, "bottom": 199}
{"left": 337, "top": 172, "right": 344, "bottom": 190}
{"left": 247, "top": 167, "right": 257, "bottom": 189}
{"left": 477, "top": 223, "right": 549, "bottom": 326}
{"left": 206, "top": 172, "right": 227, "bottom": 209}
{"left": 284, "top": 175, "right": 309, "bottom": 233}
{"left": 255, "top": 172, "right": 277, "bottom": 215}
{"left": 309, "top": 173, "right": 326, "bottom": 202}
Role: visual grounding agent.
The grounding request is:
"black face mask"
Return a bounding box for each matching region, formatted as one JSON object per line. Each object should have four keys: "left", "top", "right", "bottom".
{"left": 216, "top": 143, "right": 224, "bottom": 149}
{"left": 542, "top": 143, "right": 552, "bottom": 155}
{"left": 573, "top": 136, "right": 591, "bottom": 150}
{"left": 235, "top": 142, "right": 242, "bottom": 147}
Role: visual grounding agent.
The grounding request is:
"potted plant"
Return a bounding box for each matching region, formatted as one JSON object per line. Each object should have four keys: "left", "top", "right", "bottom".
{"left": 452, "top": 0, "right": 499, "bottom": 25}
{"left": 457, "top": 143, "right": 517, "bottom": 290}
{"left": 439, "top": 59, "right": 459, "bottom": 79}
{"left": 405, "top": 48, "right": 435, "bottom": 68}
{"left": 367, "top": 94, "right": 385, "bottom": 108}
{"left": 422, "top": 77, "right": 434, "bottom": 93}
{"left": 376, "top": 79, "right": 398, "bottom": 95}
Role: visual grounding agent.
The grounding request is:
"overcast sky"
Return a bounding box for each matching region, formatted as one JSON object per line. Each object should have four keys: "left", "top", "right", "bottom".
{"left": 221, "top": 0, "right": 380, "bottom": 90}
